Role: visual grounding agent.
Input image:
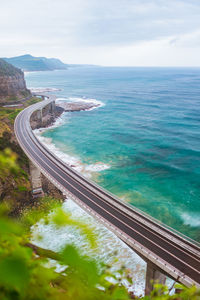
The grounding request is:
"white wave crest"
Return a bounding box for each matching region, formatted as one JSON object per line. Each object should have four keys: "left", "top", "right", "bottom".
{"left": 181, "top": 212, "right": 200, "bottom": 227}
{"left": 33, "top": 131, "right": 110, "bottom": 178}
{"left": 34, "top": 133, "right": 80, "bottom": 166}
{"left": 84, "top": 163, "right": 110, "bottom": 172}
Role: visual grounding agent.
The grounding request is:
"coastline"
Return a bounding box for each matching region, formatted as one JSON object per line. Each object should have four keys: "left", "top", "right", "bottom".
{"left": 31, "top": 93, "right": 176, "bottom": 296}
{"left": 33, "top": 94, "right": 110, "bottom": 177}
{"left": 32, "top": 95, "right": 147, "bottom": 296}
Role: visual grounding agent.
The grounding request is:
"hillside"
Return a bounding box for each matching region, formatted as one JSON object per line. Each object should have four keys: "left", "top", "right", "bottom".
{"left": 0, "top": 59, "right": 30, "bottom": 102}
{"left": 3, "top": 54, "right": 68, "bottom": 71}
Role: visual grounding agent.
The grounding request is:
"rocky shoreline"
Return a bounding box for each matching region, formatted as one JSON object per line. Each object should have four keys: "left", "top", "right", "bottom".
{"left": 31, "top": 99, "right": 100, "bottom": 130}
{"left": 56, "top": 101, "right": 100, "bottom": 112}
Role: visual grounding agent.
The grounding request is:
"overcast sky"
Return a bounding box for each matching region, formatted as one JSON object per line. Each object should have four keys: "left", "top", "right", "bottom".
{"left": 1, "top": 0, "right": 200, "bottom": 66}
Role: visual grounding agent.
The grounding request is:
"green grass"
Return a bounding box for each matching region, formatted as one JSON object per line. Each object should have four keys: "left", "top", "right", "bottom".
{"left": 0, "top": 97, "right": 41, "bottom": 123}
{"left": 0, "top": 108, "right": 23, "bottom": 123}
{"left": 6, "top": 95, "right": 19, "bottom": 102}
{"left": 8, "top": 109, "right": 23, "bottom": 121}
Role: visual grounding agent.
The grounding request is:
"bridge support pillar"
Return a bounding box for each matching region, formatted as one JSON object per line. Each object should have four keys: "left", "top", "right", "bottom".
{"left": 50, "top": 101, "right": 56, "bottom": 118}
{"left": 36, "top": 109, "right": 43, "bottom": 128}
{"left": 29, "top": 161, "right": 44, "bottom": 198}
{"left": 145, "top": 262, "right": 166, "bottom": 295}
{"left": 51, "top": 100, "right": 56, "bottom": 112}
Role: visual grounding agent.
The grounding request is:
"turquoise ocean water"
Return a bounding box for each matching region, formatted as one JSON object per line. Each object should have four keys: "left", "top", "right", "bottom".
{"left": 25, "top": 67, "right": 200, "bottom": 242}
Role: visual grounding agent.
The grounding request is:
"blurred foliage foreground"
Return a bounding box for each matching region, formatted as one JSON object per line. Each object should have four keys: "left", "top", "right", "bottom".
{"left": 0, "top": 149, "right": 199, "bottom": 300}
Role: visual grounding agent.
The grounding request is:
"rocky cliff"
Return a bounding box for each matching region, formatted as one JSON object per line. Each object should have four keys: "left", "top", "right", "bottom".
{"left": 0, "top": 59, "right": 30, "bottom": 101}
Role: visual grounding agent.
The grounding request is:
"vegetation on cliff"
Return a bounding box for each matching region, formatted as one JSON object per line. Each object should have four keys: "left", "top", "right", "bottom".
{"left": 0, "top": 96, "right": 64, "bottom": 214}
{"left": 0, "top": 106, "right": 30, "bottom": 213}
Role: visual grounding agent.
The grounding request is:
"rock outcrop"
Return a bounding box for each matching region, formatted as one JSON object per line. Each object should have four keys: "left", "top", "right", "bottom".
{"left": 0, "top": 58, "right": 30, "bottom": 101}
{"left": 30, "top": 103, "right": 64, "bottom": 130}
{"left": 57, "top": 101, "right": 100, "bottom": 112}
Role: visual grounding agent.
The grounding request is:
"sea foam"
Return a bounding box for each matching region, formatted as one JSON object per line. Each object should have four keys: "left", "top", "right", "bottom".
{"left": 34, "top": 129, "right": 110, "bottom": 179}
{"left": 32, "top": 199, "right": 146, "bottom": 296}
{"left": 181, "top": 212, "right": 200, "bottom": 227}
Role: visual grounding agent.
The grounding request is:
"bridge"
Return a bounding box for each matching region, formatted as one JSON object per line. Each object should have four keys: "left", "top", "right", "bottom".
{"left": 14, "top": 95, "right": 200, "bottom": 294}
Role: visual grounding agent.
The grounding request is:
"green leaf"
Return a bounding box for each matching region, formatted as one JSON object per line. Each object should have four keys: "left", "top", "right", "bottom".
{"left": 0, "top": 255, "right": 30, "bottom": 292}
{"left": 61, "top": 245, "right": 99, "bottom": 286}
{"left": 51, "top": 207, "right": 97, "bottom": 248}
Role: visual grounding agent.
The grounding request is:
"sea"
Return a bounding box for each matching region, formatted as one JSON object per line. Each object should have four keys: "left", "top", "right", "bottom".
{"left": 25, "top": 66, "right": 200, "bottom": 294}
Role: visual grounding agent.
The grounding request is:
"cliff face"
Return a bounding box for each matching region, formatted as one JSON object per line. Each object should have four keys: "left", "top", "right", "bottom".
{"left": 0, "top": 59, "right": 30, "bottom": 101}
{"left": 0, "top": 73, "right": 28, "bottom": 97}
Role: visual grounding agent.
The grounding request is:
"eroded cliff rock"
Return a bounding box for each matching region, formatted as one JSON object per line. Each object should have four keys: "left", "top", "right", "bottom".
{"left": 30, "top": 104, "right": 64, "bottom": 129}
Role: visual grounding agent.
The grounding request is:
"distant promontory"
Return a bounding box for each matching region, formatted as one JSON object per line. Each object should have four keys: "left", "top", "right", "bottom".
{"left": 2, "top": 54, "right": 68, "bottom": 72}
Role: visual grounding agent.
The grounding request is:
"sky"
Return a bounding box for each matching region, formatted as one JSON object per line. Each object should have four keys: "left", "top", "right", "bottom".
{"left": 1, "top": 0, "right": 200, "bottom": 66}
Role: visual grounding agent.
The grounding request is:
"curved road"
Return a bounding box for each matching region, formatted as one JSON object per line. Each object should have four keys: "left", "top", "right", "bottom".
{"left": 14, "top": 96, "right": 200, "bottom": 288}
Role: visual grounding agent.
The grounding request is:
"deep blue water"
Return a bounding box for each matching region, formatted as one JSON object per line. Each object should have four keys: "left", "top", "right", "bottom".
{"left": 25, "top": 67, "right": 200, "bottom": 241}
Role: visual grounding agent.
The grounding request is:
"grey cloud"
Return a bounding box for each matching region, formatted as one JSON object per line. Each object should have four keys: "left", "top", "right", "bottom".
{"left": 0, "top": 0, "right": 200, "bottom": 65}
{"left": 1, "top": 0, "right": 200, "bottom": 47}
{"left": 74, "top": 0, "right": 200, "bottom": 46}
